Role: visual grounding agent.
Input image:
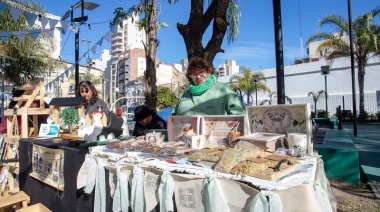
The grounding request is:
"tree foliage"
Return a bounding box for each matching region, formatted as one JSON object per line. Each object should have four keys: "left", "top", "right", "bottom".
{"left": 308, "top": 90, "right": 326, "bottom": 118}
{"left": 305, "top": 7, "right": 380, "bottom": 121}
{"left": 260, "top": 91, "right": 292, "bottom": 106}
{"left": 157, "top": 86, "right": 179, "bottom": 110}
{"left": 0, "top": 2, "right": 62, "bottom": 85}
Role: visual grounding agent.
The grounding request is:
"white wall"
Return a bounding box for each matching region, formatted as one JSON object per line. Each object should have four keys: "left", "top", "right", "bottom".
{"left": 220, "top": 56, "right": 380, "bottom": 116}
{"left": 156, "top": 63, "right": 174, "bottom": 85}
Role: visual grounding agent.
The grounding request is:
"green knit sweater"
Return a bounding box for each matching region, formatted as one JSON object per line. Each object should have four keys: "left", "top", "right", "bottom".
{"left": 172, "top": 75, "right": 245, "bottom": 116}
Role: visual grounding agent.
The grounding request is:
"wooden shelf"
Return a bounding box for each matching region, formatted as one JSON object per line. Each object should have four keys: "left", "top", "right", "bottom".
{"left": 0, "top": 191, "right": 30, "bottom": 210}
{"left": 5, "top": 80, "right": 48, "bottom": 138}
{"left": 13, "top": 95, "right": 42, "bottom": 102}
{"left": 4, "top": 108, "right": 51, "bottom": 116}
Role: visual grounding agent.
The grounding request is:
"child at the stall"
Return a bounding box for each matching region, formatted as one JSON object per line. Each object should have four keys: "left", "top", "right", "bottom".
{"left": 132, "top": 105, "right": 167, "bottom": 137}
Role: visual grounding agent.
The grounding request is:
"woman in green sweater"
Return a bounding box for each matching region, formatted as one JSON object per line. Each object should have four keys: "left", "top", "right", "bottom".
{"left": 172, "top": 57, "right": 245, "bottom": 116}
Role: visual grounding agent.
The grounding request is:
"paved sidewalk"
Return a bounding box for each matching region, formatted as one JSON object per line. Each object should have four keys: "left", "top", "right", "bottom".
{"left": 342, "top": 124, "right": 380, "bottom": 201}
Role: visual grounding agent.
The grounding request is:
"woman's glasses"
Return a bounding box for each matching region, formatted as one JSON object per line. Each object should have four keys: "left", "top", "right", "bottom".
{"left": 189, "top": 69, "right": 207, "bottom": 79}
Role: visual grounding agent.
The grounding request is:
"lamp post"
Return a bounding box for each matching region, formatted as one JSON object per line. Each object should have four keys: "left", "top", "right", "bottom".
{"left": 56, "top": 70, "right": 59, "bottom": 97}
{"left": 253, "top": 75, "right": 260, "bottom": 106}
{"left": 61, "top": 0, "right": 99, "bottom": 95}
{"left": 347, "top": 0, "right": 357, "bottom": 136}
{"left": 321, "top": 65, "right": 330, "bottom": 117}
{"left": 82, "top": 39, "right": 92, "bottom": 80}
{"left": 0, "top": 56, "right": 17, "bottom": 118}
{"left": 254, "top": 80, "right": 258, "bottom": 106}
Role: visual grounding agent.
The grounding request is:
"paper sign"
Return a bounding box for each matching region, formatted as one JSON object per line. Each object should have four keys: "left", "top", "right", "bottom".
{"left": 38, "top": 124, "right": 60, "bottom": 137}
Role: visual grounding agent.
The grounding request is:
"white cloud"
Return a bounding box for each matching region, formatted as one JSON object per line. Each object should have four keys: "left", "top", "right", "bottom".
{"left": 214, "top": 40, "right": 304, "bottom": 69}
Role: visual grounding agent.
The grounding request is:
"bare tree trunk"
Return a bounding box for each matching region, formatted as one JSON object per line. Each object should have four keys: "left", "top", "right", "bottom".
{"left": 144, "top": 0, "right": 158, "bottom": 111}
{"left": 177, "top": 0, "right": 230, "bottom": 65}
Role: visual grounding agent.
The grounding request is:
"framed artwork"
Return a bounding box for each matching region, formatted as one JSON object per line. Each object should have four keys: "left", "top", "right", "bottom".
{"left": 245, "top": 104, "right": 313, "bottom": 154}
{"left": 30, "top": 144, "right": 64, "bottom": 191}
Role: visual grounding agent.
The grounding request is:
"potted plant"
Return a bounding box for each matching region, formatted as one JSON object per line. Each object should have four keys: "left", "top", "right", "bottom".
{"left": 59, "top": 107, "right": 79, "bottom": 134}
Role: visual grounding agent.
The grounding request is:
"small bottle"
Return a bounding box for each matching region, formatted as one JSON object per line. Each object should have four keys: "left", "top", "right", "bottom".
{"left": 121, "top": 113, "right": 129, "bottom": 137}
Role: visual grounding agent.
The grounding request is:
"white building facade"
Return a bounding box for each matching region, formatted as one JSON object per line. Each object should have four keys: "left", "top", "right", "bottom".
{"left": 217, "top": 60, "right": 240, "bottom": 77}
{"left": 219, "top": 56, "right": 380, "bottom": 116}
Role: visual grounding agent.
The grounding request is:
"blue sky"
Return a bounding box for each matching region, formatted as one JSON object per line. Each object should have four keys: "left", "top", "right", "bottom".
{"left": 37, "top": 0, "right": 380, "bottom": 70}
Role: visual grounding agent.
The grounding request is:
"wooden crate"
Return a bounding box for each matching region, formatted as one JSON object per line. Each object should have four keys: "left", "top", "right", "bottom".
{"left": 16, "top": 203, "right": 51, "bottom": 212}
{"left": 0, "top": 190, "right": 30, "bottom": 211}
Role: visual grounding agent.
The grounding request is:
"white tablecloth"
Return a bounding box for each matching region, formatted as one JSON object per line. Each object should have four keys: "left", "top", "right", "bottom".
{"left": 77, "top": 147, "right": 336, "bottom": 212}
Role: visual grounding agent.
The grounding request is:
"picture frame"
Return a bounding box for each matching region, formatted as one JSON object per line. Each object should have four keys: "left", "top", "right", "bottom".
{"left": 245, "top": 104, "right": 313, "bottom": 155}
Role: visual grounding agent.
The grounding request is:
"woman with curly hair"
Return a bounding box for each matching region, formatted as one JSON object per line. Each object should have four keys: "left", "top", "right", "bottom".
{"left": 76, "top": 81, "right": 110, "bottom": 122}
{"left": 172, "top": 57, "right": 245, "bottom": 116}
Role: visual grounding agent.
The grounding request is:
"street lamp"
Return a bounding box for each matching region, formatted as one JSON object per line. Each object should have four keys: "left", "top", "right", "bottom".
{"left": 321, "top": 65, "right": 330, "bottom": 117}
{"left": 347, "top": 0, "right": 358, "bottom": 136}
{"left": 82, "top": 39, "right": 92, "bottom": 80}
{"left": 1, "top": 56, "right": 17, "bottom": 118}
{"left": 253, "top": 75, "right": 260, "bottom": 106}
{"left": 61, "top": 0, "right": 99, "bottom": 96}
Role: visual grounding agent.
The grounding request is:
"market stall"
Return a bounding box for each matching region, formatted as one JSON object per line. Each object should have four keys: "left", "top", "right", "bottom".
{"left": 18, "top": 103, "right": 337, "bottom": 211}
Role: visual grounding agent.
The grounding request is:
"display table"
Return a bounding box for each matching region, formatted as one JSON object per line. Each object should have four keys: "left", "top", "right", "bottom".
{"left": 76, "top": 146, "right": 337, "bottom": 212}
{"left": 19, "top": 138, "right": 96, "bottom": 212}
{"left": 19, "top": 138, "right": 337, "bottom": 212}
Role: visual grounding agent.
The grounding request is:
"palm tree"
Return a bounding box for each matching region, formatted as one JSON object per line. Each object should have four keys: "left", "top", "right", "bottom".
{"left": 308, "top": 90, "right": 326, "bottom": 118}
{"left": 260, "top": 91, "right": 292, "bottom": 106}
{"left": 229, "top": 67, "right": 269, "bottom": 105}
{"left": 305, "top": 7, "right": 380, "bottom": 122}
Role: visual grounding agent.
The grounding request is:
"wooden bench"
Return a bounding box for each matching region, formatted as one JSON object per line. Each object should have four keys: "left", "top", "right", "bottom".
{"left": 0, "top": 188, "right": 30, "bottom": 212}
{"left": 313, "top": 118, "right": 337, "bottom": 129}
{"left": 314, "top": 129, "right": 360, "bottom": 184}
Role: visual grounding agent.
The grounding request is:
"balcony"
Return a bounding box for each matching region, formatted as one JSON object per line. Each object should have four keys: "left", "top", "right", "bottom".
{"left": 112, "top": 48, "right": 122, "bottom": 54}
{"left": 112, "top": 36, "right": 122, "bottom": 42}
{"left": 112, "top": 44, "right": 123, "bottom": 50}
{"left": 113, "top": 42, "right": 122, "bottom": 47}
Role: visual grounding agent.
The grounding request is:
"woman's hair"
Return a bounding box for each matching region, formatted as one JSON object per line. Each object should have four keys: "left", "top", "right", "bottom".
{"left": 76, "top": 81, "right": 99, "bottom": 108}
{"left": 185, "top": 57, "right": 215, "bottom": 81}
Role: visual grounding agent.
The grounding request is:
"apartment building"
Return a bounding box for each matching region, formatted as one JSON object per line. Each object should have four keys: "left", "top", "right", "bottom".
{"left": 217, "top": 60, "right": 240, "bottom": 77}
{"left": 109, "top": 13, "right": 146, "bottom": 102}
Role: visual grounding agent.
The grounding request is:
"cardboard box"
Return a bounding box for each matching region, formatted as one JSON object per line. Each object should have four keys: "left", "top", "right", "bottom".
{"left": 238, "top": 132, "right": 286, "bottom": 152}
{"left": 167, "top": 116, "right": 201, "bottom": 142}
{"left": 200, "top": 115, "right": 249, "bottom": 148}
